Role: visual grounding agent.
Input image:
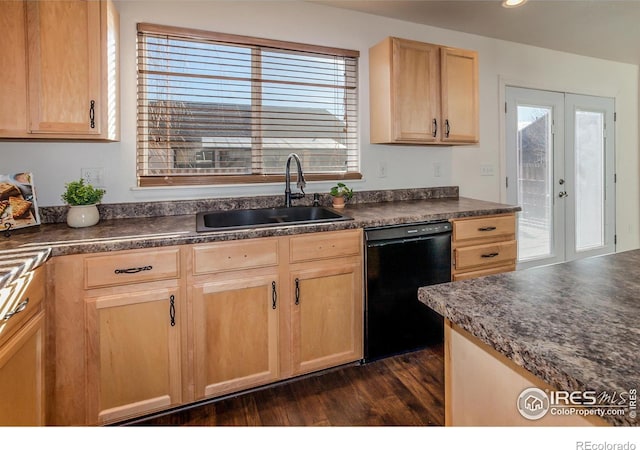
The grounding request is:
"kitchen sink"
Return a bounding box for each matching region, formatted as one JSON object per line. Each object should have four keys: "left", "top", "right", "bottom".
{"left": 196, "top": 206, "right": 352, "bottom": 232}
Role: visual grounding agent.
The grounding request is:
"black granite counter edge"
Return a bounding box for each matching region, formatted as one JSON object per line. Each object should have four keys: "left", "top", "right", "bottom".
{"left": 418, "top": 287, "right": 631, "bottom": 426}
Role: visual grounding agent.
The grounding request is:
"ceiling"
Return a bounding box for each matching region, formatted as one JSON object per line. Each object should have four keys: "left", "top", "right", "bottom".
{"left": 312, "top": 0, "right": 640, "bottom": 66}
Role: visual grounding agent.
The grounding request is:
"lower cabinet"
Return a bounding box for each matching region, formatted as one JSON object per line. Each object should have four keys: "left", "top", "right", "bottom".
{"left": 0, "top": 265, "right": 46, "bottom": 426}
{"left": 191, "top": 273, "right": 280, "bottom": 399}
{"left": 85, "top": 286, "right": 182, "bottom": 424}
{"left": 48, "top": 230, "right": 364, "bottom": 425}
{"left": 189, "top": 229, "right": 364, "bottom": 402}
{"left": 0, "top": 311, "right": 45, "bottom": 426}
{"left": 451, "top": 213, "right": 517, "bottom": 280}
{"left": 290, "top": 261, "right": 363, "bottom": 376}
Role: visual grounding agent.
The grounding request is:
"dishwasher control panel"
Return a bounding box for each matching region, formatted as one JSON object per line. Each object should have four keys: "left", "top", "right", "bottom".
{"left": 365, "top": 221, "right": 452, "bottom": 242}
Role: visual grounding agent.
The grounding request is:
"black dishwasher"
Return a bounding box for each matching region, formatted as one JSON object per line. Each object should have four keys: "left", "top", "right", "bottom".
{"left": 364, "top": 221, "right": 452, "bottom": 361}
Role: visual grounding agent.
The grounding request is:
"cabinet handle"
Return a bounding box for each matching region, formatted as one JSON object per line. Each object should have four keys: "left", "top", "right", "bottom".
{"left": 169, "top": 294, "right": 176, "bottom": 327}
{"left": 481, "top": 252, "right": 499, "bottom": 258}
{"left": 89, "top": 100, "right": 96, "bottom": 129}
{"left": 3, "top": 298, "right": 29, "bottom": 321}
{"left": 271, "top": 281, "right": 277, "bottom": 309}
{"left": 445, "top": 119, "right": 450, "bottom": 138}
{"left": 295, "top": 278, "right": 300, "bottom": 305}
{"left": 432, "top": 118, "right": 438, "bottom": 137}
{"left": 477, "top": 226, "right": 497, "bottom": 232}
{"left": 114, "top": 265, "right": 153, "bottom": 274}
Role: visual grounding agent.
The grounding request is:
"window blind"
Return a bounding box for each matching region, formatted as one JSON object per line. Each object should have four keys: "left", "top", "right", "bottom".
{"left": 136, "top": 23, "right": 360, "bottom": 187}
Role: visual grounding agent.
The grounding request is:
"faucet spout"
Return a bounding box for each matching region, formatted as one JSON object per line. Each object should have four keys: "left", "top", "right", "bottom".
{"left": 284, "top": 153, "right": 306, "bottom": 207}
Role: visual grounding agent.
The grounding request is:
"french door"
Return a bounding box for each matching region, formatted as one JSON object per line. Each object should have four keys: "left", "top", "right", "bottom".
{"left": 505, "top": 87, "right": 615, "bottom": 269}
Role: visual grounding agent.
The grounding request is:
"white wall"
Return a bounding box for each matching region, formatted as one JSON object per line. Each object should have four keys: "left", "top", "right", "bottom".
{"left": 1, "top": 1, "right": 638, "bottom": 249}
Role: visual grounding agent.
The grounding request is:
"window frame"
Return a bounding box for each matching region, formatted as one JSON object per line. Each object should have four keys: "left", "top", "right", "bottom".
{"left": 136, "top": 23, "right": 361, "bottom": 187}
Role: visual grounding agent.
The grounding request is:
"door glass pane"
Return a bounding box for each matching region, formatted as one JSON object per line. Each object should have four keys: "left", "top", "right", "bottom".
{"left": 575, "top": 110, "right": 605, "bottom": 251}
{"left": 516, "top": 105, "right": 553, "bottom": 261}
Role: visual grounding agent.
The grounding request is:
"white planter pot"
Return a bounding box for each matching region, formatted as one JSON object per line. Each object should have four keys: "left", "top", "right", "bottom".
{"left": 67, "top": 204, "right": 100, "bottom": 228}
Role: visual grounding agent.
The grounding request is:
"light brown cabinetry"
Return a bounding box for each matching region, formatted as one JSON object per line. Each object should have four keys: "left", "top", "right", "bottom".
{"left": 0, "top": 267, "right": 46, "bottom": 426}
{"left": 49, "top": 247, "right": 184, "bottom": 425}
{"left": 189, "top": 239, "right": 281, "bottom": 400}
{"left": 0, "top": 0, "right": 119, "bottom": 140}
{"left": 369, "top": 36, "right": 478, "bottom": 145}
{"left": 84, "top": 249, "right": 183, "bottom": 424}
{"left": 288, "top": 231, "right": 363, "bottom": 376}
{"left": 188, "top": 230, "right": 363, "bottom": 401}
{"left": 49, "top": 230, "right": 363, "bottom": 425}
{"left": 451, "top": 213, "right": 517, "bottom": 281}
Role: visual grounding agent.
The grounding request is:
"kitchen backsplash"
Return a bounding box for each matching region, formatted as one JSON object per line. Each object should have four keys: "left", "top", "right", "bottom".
{"left": 38, "top": 186, "right": 459, "bottom": 224}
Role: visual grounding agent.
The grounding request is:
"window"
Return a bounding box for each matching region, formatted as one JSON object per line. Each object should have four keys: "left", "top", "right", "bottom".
{"left": 136, "top": 23, "right": 360, "bottom": 187}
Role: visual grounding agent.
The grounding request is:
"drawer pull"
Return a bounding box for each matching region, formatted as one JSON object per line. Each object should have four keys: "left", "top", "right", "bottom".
{"left": 478, "top": 226, "right": 497, "bottom": 232}
{"left": 481, "top": 252, "right": 499, "bottom": 258}
{"left": 89, "top": 100, "right": 96, "bottom": 129}
{"left": 169, "top": 295, "right": 176, "bottom": 327}
{"left": 114, "top": 265, "right": 153, "bottom": 274}
{"left": 271, "top": 281, "right": 277, "bottom": 309}
{"left": 3, "top": 298, "right": 29, "bottom": 321}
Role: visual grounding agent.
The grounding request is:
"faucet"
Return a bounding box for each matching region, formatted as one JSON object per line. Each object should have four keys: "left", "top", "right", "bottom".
{"left": 284, "top": 153, "right": 306, "bottom": 207}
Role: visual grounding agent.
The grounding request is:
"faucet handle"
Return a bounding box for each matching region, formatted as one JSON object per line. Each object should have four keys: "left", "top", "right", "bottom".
{"left": 313, "top": 193, "right": 320, "bottom": 206}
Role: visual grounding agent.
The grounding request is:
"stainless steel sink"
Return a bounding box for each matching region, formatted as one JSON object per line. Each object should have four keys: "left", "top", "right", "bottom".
{"left": 196, "top": 206, "right": 352, "bottom": 232}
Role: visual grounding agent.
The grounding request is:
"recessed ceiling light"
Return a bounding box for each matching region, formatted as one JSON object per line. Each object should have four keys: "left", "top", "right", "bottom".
{"left": 502, "top": 0, "right": 528, "bottom": 7}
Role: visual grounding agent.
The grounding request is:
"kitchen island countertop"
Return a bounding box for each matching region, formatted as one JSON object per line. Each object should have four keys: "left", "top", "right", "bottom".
{"left": 418, "top": 250, "right": 640, "bottom": 426}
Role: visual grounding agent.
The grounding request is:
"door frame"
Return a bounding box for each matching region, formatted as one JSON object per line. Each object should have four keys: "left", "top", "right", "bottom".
{"left": 505, "top": 86, "right": 565, "bottom": 269}
{"left": 500, "top": 80, "right": 616, "bottom": 269}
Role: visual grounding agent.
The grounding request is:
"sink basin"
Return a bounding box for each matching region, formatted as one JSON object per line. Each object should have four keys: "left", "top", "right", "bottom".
{"left": 196, "top": 206, "right": 352, "bottom": 232}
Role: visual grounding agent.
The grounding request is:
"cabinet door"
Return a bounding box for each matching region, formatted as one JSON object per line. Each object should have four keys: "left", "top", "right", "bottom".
{"left": 0, "top": 1, "right": 28, "bottom": 136}
{"left": 192, "top": 274, "right": 279, "bottom": 399}
{"left": 26, "top": 0, "right": 102, "bottom": 135}
{"left": 289, "top": 260, "right": 363, "bottom": 376}
{"left": 440, "top": 47, "right": 479, "bottom": 143}
{"left": 0, "top": 311, "right": 45, "bottom": 426}
{"left": 85, "top": 287, "right": 182, "bottom": 424}
{"left": 392, "top": 38, "right": 440, "bottom": 142}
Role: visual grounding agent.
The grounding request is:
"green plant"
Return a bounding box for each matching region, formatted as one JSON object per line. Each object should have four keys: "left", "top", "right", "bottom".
{"left": 61, "top": 178, "right": 106, "bottom": 206}
{"left": 329, "top": 182, "right": 353, "bottom": 199}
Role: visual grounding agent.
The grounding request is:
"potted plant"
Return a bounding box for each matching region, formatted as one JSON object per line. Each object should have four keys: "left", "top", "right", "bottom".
{"left": 329, "top": 182, "right": 353, "bottom": 209}
{"left": 61, "top": 178, "right": 106, "bottom": 228}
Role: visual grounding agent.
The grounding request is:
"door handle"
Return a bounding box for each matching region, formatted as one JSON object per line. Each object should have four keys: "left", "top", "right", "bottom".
{"left": 558, "top": 191, "right": 568, "bottom": 198}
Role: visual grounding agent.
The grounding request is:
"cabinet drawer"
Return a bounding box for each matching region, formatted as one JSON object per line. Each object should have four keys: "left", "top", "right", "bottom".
{"left": 0, "top": 266, "right": 45, "bottom": 346}
{"left": 290, "top": 229, "right": 362, "bottom": 263}
{"left": 452, "top": 214, "right": 515, "bottom": 243}
{"left": 454, "top": 240, "right": 517, "bottom": 271}
{"left": 84, "top": 248, "right": 180, "bottom": 289}
{"left": 453, "top": 264, "right": 515, "bottom": 281}
{"left": 192, "top": 238, "right": 279, "bottom": 275}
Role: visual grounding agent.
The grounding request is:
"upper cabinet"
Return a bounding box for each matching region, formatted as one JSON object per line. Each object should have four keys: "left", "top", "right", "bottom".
{"left": 369, "top": 37, "right": 478, "bottom": 145}
{"left": 0, "top": 0, "right": 119, "bottom": 140}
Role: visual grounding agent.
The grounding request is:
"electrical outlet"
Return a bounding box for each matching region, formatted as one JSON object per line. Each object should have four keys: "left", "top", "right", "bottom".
{"left": 433, "top": 162, "right": 442, "bottom": 178}
{"left": 81, "top": 167, "right": 105, "bottom": 187}
{"left": 377, "top": 161, "right": 388, "bottom": 178}
{"left": 480, "top": 164, "right": 495, "bottom": 176}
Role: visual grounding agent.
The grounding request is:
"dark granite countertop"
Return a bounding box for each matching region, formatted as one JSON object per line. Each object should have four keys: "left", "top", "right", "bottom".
{"left": 418, "top": 250, "right": 640, "bottom": 426}
{"left": 0, "top": 194, "right": 519, "bottom": 257}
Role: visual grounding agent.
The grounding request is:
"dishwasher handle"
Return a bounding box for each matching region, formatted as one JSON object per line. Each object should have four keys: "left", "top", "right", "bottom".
{"left": 366, "top": 233, "right": 451, "bottom": 248}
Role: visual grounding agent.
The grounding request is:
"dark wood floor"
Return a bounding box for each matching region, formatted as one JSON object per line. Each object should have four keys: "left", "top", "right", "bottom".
{"left": 133, "top": 344, "right": 444, "bottom": 426}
